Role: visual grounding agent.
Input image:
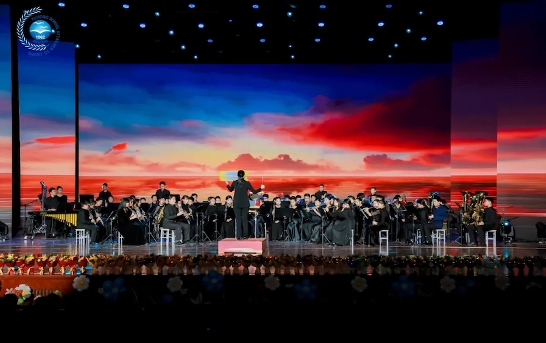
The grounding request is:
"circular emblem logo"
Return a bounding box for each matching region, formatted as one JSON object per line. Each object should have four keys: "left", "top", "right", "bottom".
{"left": 17, "top": 7, "right": 60, "bottom": 55}
{"left": 29, "top": 20, "right": 52, "bottom": 40}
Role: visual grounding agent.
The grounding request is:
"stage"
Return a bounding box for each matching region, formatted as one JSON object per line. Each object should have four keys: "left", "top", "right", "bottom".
{"left": 0, "top": 234, "right": 545, "bottom": 258}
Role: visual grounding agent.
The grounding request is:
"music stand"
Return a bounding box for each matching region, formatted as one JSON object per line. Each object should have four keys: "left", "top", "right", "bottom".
{"left": 275, "top": 207, "right": 293, "bottom": 241}
{"left": 56, "top": 202, "right": 74, "bottom": 235}
{"left": 215, "top": 206, "right": 225, "bottom": 241}
{"left": 196, "top": 203, "right": 211, "bottom": 242}
{"left": 319, "top": 208, "right": 332, "bottom": 245}
{"left": 101, "top": 211, "right": 117, "bottom": 245}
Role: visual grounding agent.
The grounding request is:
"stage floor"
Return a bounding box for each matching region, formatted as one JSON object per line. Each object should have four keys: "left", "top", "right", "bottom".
{"left": 1, "top": 235, "right": 545, "bottom": 257}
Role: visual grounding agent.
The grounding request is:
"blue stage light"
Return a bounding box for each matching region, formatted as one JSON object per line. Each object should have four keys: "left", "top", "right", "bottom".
{"left": 181, "top": 45, "right": 186, "bottom": 50}
{"left": 386, "top": 4, "right": 392, "bottom": 8}
{"left": 256, "top": 22, "right": 263, "bottom": 27}
{"left": 378, "top": 22, "right": 384, "bottom": 27}
{"left": 168, "top": 30, "right": 174, "bottom": 35}
{"left": 290, "top": 55, "right": 295, "bottom": 59}
{"left": 198, "top": 23, "right": 204, "bottom": 28}
{"left": 419, "top": 11, "right": 423, "bottom": 15}
{"left": 122, "top": 4, "right": 129, "bottom": 9}
{"left": 368, "top": 37, "right": 374, "bottom": 41}
{"left": 97, "top": 54, "right": 101, "bottom": 59}
{"left": 318, "top": 22, "right": 325, "bottom": 27}
{"left": 315, "top": 38, "right": 321, "bottom": 42}
{"left": 140, "top": 23, "right": 146, "bottom": 28}
{"left": 207, "top": 39, "right": 213, "bottom": 43}
{"left": 319, "top": 5, "right": 326, "bottom": 9}
{"left": 437, "top": 20, "right": 444, "bottom": 25}
{"left": 189, "top": 4, "right": 195, "bottom": 8}
{"left": 58, "top": 2, "right": 65, "bottom": 7}
{"left": 406, "top": 28, "right": 411, "bottom": 33}
{"left": 75, "top": 44, "right": 79, "bottom": 48}
{"left": 252, "top": 4, "right": 259, "bottom": 9}
{"left": 287, "top": 12, "right": 292, "bottom": 17}
{"left": 193, "top": 55, "right": 198, "bottom": 59}
{"left": 80, "top": 22, "right": 87, "bottom": 27}
{"left": 288, "top": 44, "right": 292, "bottom": 48}
{"left": 155, "top": 12, "right": 160, "bottom": 16}
{"left": 388, "top": 54, "right": 392, "bottom": 58}
{"left": 394, "top": 43, "right": 398, "bottom": 48}
{"left": 260, "top": 38, "right": 266, "bottom": 43}
{"left": 421, "top": 36, "right": 427, "bottom": 41}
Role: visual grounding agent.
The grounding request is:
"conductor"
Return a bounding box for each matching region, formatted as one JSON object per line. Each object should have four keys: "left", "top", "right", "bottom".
{"left": 225, "top": 170, "right": 265, "bottom": 239}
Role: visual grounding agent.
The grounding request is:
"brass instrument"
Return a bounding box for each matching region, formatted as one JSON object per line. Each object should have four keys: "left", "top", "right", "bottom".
{"left": 155, "top": 206, "right": 164, "bottom": 224}
{"left": 462, "top": 191, "right": 488, "bottom": 225}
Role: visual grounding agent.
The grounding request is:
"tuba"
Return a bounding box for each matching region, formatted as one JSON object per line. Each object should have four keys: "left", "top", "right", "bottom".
{"left": 463, "top": 191, "right": 488, "bottom": 225}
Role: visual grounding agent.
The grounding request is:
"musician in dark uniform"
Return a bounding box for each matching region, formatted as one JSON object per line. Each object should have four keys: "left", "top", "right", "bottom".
{"left": 163, "top": 195, "right": 190, "bottom": 244}
{"left": 468, "top": 197, "right": 497, "bottom": 246}
{"left": 287, "top": 197, "right": 302, "bottom": 241}
{"left": 324, "top": 199, "right": 354, "bottom": 245}
{"left": 413, "top": 199, "right": 430, "bottom": 244}
{"left": 97, "top": 183, "right": 113, "bottom": 202}
{"left": 155, "top": 181, "right": 170, "bottom": 201}
{"left": 302, "top": 199, "right": 323, "bottom": 241}
{"left": 225, "top": 170, "right": 264, "bottom": 239}
{"left": 314, "top": 184, "right": 327, "bottom": 202}
{"left": 222, "top": 196, "right": 236, "bottom": 238}
{"left": 204, "top": 197, "right": 219, "bottom": 238}
{"left": 77, "top": 201, "right": 99, "bottom": 243}
{"left": 56, "top": 186, "right": 68, "bottom": 203}
{"left": 366, "top": 199, "right": 389, "bottom": 246}
{"left": 44, "top": 187, "right": 59, "bottom": 238}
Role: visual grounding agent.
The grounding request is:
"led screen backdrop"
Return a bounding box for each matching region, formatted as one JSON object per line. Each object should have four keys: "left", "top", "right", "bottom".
{"left": 0, "top": 5, "right": 12, "bottom": 230}
{"left": 19, "top": 40, "right": 75, "bottom": 218}
{"left": 78, "top": 63, "right": 452, "bottom": 202}
{"left": 496, "top": 0, "right": 546, "bottom": 227}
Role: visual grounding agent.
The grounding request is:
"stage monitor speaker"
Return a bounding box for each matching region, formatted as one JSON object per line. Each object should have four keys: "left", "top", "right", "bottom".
{"left": 80, "top": 194, "right": 94, "bottom": 203}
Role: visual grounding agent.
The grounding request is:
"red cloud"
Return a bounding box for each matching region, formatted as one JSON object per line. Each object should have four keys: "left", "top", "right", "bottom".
{"left": 80, "top": 142, "right": 207, "bottom": 175}
{"left": 363, "top": 152, "right": 450, "bottom": 172}
{"left": 0, "top": 137, "right": 12, "bottom": 173}
{"left": 216, "top": 153, "right": 341, "bottom": 174}
{"left": 498, "top": 127, "right": 546, "bottom": 140}
{"left": 34, "top": 136, "right": 75, "bottom": 145}
{"left": 451, "top": 138, "right": 497, "bottom": 173}
{"left": 105, "top": 142, "right": 128, "bottom": 153}
{"left": 246, "top": 76, "right": 451, "bottom": 153}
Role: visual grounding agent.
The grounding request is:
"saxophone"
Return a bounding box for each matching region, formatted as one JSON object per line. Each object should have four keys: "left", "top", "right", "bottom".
{"left": 155, "top": 206, "right": 164, "bottom": 224}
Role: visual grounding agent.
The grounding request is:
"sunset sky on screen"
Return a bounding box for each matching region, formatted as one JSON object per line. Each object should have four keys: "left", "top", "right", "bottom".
{"left": 78, "top": 63, "right": 452, "bottom": 177}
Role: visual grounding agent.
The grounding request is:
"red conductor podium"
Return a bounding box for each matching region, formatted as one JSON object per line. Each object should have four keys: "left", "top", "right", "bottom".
{"left": 217, "top": 238, "right": 266, "bottom": 255}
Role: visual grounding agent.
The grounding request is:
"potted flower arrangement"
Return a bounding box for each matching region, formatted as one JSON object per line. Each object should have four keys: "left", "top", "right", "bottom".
{"left": 24, "top": 254, "right": 36, "bottom": 274}
{"left": 36, "top": 254, "right": 48, "bottom": 275}
{"left": 4, "top": 253, "right": 16, "bottom": 275}
{"left": 47, "top": 255, "right": 58, "bottom": 274}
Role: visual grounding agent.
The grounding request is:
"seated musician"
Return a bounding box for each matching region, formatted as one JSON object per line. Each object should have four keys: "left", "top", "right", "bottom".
{"left": 221, "top": 196, "right": 235, "bottom": 238}
{"left": 422, "top": 196, "right": 447, "bottom": 244}
{"left": 302, "top": 199, "right": 323, "bottom": 241}
{"left": 288, "top": 197, "right": 302, "bottom": 241}
{"left": 270, "top": 197, "right": 283, "bottom": 240}
{"left": 467, "top": 197, "right": 497, "bottom": 246}
{"left": 77, "top": 201, "right": 99, "bottom": 245}
{"left": 353, "top": 197, "right": 366, "bottom": 243}
{"left": 44, "top": 187, "right": 59, "bottom": 238}
{"left": 389, "top": 196, "right": 406, "bottom": 242}
{"left": 151, "top": 197, "right": 166, "bottom": 224}
{"left": 163, "top": 195, "right": 190, "bottom": 244}
{"left": 366, "top": 199, "right": 389, "bottom": 246}
{"left": 205, "top": 197, "right": 218, "bottom": 238}
{"left": 324, "top": 198, "right": 353, "bottom": 245}
{"left": 56, "top": 186, "right": 67, "bottom": 203}
{"left": 116, "top": 198, "right": 146, "bottom": 245}
{"left": 411, "top": 199, "right": 429, "bottom": 244}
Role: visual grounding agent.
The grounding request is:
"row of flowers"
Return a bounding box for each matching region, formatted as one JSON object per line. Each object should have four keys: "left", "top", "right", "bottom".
{"left": 5, "top": 273, "right": 545, "bottom": 306}
{"left": 1, "top": 253, "right": 546, "bottom": 276}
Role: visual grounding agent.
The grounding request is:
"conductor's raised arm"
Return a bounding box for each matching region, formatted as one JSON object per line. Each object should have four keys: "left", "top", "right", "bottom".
{"left": 226, "top": 181, "right": 235, "bottom": 192}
